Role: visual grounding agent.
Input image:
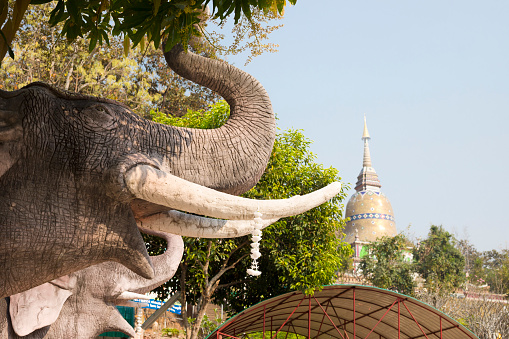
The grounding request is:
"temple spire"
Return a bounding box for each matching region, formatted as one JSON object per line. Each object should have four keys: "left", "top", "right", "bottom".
{"left": 362, "top": 115, "right": 370, "bottom": 139}
{"left": 362, "top": 116, "right": 372, "bottom": 167}
{"left": 355, "top": 116, "right": 381, "bottom": 192}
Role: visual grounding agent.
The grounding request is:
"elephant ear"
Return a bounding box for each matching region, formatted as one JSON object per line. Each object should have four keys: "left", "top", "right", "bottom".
{"left": 9, "top": 275, "right": 76, "bottom": 337}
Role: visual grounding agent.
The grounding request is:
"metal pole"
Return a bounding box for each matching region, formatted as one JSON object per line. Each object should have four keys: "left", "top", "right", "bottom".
{"left": 271, "top": 316, "right": 273, "bottom": 339}
{"left": 440, "top": 317, "right": 442, "bottom": 339}
{"left": 141, "top": 291, "right": 181, "bottom": 330}
{"left": 398, "top": 299, "right": 400, "bottom": 339}
{"left": 353, "top": 287, "right": 356, "bottom": 339}
{"left": 308, "top": 295, "right": 311, "bottom": 339}
{"left": 263, "top": 305, "right": 266, "bottom": 339}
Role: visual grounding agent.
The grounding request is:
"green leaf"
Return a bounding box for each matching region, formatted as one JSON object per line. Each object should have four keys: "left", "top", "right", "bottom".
{"left": 88, "top": 34, "right": 97, "bottom": 52}
{"left": 0, "top": 29, "right": 13, "bottom": 59}
{"left": 66, "top": 0, "right": 80, "bottom": 23}
{"left": 30, "top": 0, "right": 54, "bottom": 4}
{"left": 241, "top": 1, "right": 251, "bottom": 19}
{"left": 233, "top": 1, "right": 242, "bottom": 23}
{"left": 152, "top": 27, "right": 161, "bottom": 49}
{"left": 118, "top": 11, "right": 150, "bottom": 30}
{"left": 66, "top": 22, "right": 81, "bottom": 40}
{"left": 123, "top": 34, "right": 130, "bottom": 56}
{"left": 153, "top": 0, "right": 161, "bottom": 15}
{"left": 48, "top": 0, "right": 66, "bottom": 25}
{"left": 277, "top": 0, "right": 286, "bottom": 13}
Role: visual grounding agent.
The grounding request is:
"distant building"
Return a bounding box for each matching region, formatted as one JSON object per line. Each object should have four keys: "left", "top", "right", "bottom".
{"left": 344, "top": 117, "right": 397, "bottom": 265}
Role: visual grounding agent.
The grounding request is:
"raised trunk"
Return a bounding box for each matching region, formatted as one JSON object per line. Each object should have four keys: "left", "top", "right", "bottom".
{"left": 160, "top": 45, "right": 276, "bottom": 195}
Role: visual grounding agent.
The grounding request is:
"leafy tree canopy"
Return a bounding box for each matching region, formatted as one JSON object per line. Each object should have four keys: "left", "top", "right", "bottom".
{"left": 359, "top": 234, "right": 415, "bottom": 296}
{"left": 0, "top": 0, "right": 296, "bottom": 63}
{"left": 476, "top": 249, "right": 509, "bottom": 295}
{"left": 413, "top": 225, "right": 466, "bottom": 295}
{"left": 0, "top": 3, "right": 220, "bottom": 116}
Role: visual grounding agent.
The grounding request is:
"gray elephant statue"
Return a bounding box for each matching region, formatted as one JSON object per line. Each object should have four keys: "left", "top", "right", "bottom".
{"left": 0, "top": 44, "right": 341, "bottom": 336}
{"left": 0, "top": 228, "right": 183, "bottom": 338}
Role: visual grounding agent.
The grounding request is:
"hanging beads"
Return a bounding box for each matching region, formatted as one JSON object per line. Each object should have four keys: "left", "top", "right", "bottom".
{"left": 247, "top": 211, "right": 263, "bottom": 276}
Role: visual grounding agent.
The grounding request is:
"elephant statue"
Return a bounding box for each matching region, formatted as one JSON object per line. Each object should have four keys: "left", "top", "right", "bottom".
{"left": 0, "top": 43, "right": 341, "bottom": 321}
{"left": 0, "top": 228, "right": 183, "bottom": 338}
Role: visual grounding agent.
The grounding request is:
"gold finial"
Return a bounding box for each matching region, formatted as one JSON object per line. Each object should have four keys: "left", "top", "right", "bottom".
{"left": 361, "top": 115, "right": 372, "bottom": 168}
{"left": 355, "top": 115, "right": 382, "bottom": 192}
{"left": 362, "top": 115, "right": 370, "bottom": 140}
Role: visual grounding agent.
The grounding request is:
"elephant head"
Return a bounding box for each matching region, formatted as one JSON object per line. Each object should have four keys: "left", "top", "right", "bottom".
{"left": 0, "top": 44, "right": 341, "bottom": 299}
{"left": 0, "top": 228, "right": 183, "bottom": 338}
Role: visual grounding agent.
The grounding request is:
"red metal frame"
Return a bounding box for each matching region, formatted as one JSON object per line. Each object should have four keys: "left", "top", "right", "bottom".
{"left": 308, "top": 295, "right": 311, "bottom": 339}
{"left": 362, "top": 299, "right": 398, "bottom": 339}
{"left": 270, "top": 297, "right": 305, "bottom": 339}
{"left": 440, "top": 317, "right": 442, "bottom": 339}
{"left": 212, "top": 285, "right": 476, "bottom": 339}
{"left": 402, "top": 300, "right": 431, "bottom": 339}
{"left": 313, "top": 297, "right": 346, "bottom": 339}
{"left": 263, "top": 305, "right": 265, "bottom": 339}
{"left": 353, "top": 287, "right": 356, "bottom": 338}
{"left": 394, "top": 299, "right": 398, "bottom": 339}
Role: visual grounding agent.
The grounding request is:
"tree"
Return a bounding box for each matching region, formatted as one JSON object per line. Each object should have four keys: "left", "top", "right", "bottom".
{"left": 359, "top": 234, "right": 416, "bottom": 296}
{"left": 416, "top": 291, "right": 509, "bottom": 338}
{"left": 0, "top": 4, "right": 219, "bottom": 116}
{"left": 456, "top": 238, "right": 483, "bottom": 283}
{"left": 0, "top": 0, "right": 296, "bottom": 64}
{"left": 455, "top": 238, "right": 509, "bottom": 295}
{"left": 479, "top": 249, "right": 509, "bottom": 295}
{"left": 145, "top": 102, "right": 352, "bottom": 339}
{"left": 413, "top": 225, "right": 466, "bottom": 295}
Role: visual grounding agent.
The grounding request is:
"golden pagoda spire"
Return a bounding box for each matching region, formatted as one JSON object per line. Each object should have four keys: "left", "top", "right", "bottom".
{"left": 355, "top": 116, "right": 381, "bottom": 192}
{"left": 362, "top": 114, "right": 370, "bottom": 139}
{"left": 362, "top": 115, "right": 372, "bottom": 168}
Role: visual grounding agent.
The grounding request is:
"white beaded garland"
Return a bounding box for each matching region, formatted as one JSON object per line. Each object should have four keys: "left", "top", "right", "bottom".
{"left": 247, "top": 211, "right": 263, "bottom": 276}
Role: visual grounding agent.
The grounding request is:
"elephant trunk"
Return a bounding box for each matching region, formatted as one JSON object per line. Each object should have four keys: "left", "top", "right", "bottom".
{"left": 160, "top": 45, "right": 276, "bottom": 195}
{"left": 114, "top": 228, "right": 184, "bottom": 296}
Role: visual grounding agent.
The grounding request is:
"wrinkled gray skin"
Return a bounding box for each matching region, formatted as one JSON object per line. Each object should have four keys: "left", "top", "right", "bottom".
{"left": 0, "top": 44, "right": 275, "bottom": 299}
{"left": 0, "top": 229, "right": 184, "bottom": 338}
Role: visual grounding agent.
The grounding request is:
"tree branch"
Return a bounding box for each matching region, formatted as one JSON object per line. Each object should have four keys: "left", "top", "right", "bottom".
{"left": 220, "top": 239, "right": 250, "bottom": 271}
{"left": 208, "top": 253, "right": 249, "bottom": 294}
{"left": 217, "top": 279, "right": 250, "bottom": 290}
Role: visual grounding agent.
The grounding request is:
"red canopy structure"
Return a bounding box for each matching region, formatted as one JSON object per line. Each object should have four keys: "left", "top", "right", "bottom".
{"left": 207, "top": 285, "right": 478, "bottom": 339}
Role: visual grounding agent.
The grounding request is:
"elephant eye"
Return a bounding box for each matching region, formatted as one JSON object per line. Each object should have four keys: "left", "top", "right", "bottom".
{"left": 82, "top": 105, "right": 116, "bottom": 130}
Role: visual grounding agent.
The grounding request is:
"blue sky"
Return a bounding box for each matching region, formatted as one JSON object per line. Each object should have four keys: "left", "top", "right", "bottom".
{"left": 221, "top": 0, "right": 509, "bottom": 251}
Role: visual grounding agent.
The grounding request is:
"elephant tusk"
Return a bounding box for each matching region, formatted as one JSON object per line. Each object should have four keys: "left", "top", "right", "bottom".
{"left": 116, "top": 291, "right": 151, "bottom": 300}
{"left": 137, "top": 210, "right": 279, "bottom": 238}
{"left": 125, "top": 165, "right": 342, "bottom": 221}
{"left": 115, "top": 300, "right": 148, "bottom": 308}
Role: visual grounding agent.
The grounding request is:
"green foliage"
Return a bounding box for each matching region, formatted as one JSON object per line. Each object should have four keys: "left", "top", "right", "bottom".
{"left": 199, "top": 312, "right": 223, "bottom": 337}
{"left": 0, "top": 0, "right": 294, "bottom": 64}
{"left": 359, "top": 234, "right": 416, "bottom": 296}
{"left": 0, "top": 4, "right": 219, "bottom": 116}
{"left": 149, "top": 100, "right": 230, "bottom": 128}
{"left": 234, "top": 128, "right": 352, "bottom": 295}
{"left": 162, "top": 328, "right": 180, "bottom": 337}
{"left": 477, "top": 249, "right": 509, "bottom": 295}
{"left": 210, "top": 124, "right": 352, "bottom": 312}
{"left": 413, "top": 225, "right": 466, "bottom": 295}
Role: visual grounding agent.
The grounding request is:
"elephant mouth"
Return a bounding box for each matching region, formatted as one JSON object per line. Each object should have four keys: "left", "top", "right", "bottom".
{"left": 125, "top": 164, "right": 342, "bottom": 239}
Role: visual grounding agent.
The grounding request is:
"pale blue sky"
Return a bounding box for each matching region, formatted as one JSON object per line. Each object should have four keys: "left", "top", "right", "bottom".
{"left": 223, "top": 0, "right": 509, "bottom": 251}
